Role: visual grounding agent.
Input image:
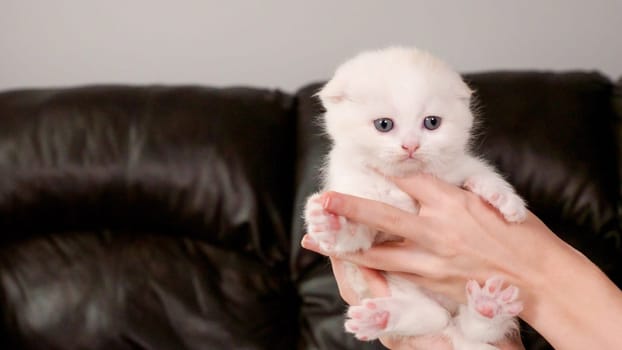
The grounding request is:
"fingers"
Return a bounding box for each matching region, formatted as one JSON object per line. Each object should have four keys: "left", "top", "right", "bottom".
{"left": 303, "top": 235, "right": 444, "bottom": 277}
{"left": 321, "top": 192, "right": 430, "bottom": 242}
{"left": 345, "top": 244, "right": 440, "bottom": 274}
{"left": 390, "top": 173, "right": 464, "bottom": 206}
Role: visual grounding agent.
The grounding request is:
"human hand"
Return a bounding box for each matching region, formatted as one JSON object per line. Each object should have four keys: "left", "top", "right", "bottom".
{"left": 302, "top": 174, "right": 569, "bottom": 318}
{"left": 303, "top": 174, "right": 622, "bottom": 350}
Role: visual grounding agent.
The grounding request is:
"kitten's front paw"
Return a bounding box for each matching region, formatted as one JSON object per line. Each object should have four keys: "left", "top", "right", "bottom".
{"left": 466, "top": 277, "right": 523, "bottom": 321}
{"left": 304, "top": 193, "right": 373, "bottom": 254}
{"left": 304, "top": 193, "right": 340, "bottom": 252}
{"left": 491, "top": 192, "right": 527, "bottom": 223}
{"left": 464, "top": 177, "right": 527, "bottom": 223}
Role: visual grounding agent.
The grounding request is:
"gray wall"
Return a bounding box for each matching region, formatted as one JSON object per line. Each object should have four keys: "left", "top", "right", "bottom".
{"left": 2, "top": 0, "right": 621, "bottom": 92}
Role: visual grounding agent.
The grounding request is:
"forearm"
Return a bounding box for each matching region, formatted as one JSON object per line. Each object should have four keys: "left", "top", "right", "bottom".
{"left": 519, "top": 238, "right": 622, "bottom": 350}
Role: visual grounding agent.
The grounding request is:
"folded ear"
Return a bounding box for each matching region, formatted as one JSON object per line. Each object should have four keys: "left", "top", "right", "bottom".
{"left": 317, "top": 74, "right": 347, "bottom": 106}
{"left": 458, "top": 80, "right": 474, "bottom": 101}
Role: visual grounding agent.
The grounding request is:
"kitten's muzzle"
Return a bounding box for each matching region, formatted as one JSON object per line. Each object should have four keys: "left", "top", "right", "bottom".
{"left": 401, "top": 143, "right": 420, "bottom": 158}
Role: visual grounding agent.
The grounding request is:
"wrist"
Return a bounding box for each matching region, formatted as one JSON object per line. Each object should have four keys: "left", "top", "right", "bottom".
{"left": 518, "top": 237, "right": 622, "bottom": 349}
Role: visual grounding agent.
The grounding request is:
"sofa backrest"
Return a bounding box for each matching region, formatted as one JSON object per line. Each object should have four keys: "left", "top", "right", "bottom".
{"left": 0, "top": 85, "right": 300, "bottom": 349}
{"left": 0, "top": 72, "right": 620, "bottom": 350}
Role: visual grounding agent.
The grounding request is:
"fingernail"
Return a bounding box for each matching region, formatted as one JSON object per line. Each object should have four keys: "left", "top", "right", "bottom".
{"left": 321, "top": 193, "right": 331, "bottom": 209}
{"left": 301, "top": 235, "right": 318, "bottom": 250}
{"left": 322, "top": 192, "right": 341, "bottom": 211}
{"left": 301, "top": 235, "right": 310, "bottom": 247}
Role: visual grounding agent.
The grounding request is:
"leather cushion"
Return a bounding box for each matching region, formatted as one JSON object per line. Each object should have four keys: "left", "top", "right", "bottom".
{"left": 0, "top": 85, "right": 298, "bottom": 349}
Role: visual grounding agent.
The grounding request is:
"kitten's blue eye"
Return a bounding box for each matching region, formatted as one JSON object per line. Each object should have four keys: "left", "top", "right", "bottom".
{"left": 374, "top": 118, "right": 394, "bottom": 132}
{"left": 423, "top": 116, "right": 442, "bottom": 130}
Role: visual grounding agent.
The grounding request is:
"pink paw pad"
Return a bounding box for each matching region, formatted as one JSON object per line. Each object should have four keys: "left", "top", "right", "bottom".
{"left": 345, "top": 299, "right": 390, "bottom": 341}
{"left": 466, "top": 277, "right": 523, "bottom": 320}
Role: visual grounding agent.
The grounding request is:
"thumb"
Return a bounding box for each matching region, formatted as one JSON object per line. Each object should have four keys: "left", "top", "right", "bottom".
{"left": 391, "top": 173, "right": 461, "bottom": 207}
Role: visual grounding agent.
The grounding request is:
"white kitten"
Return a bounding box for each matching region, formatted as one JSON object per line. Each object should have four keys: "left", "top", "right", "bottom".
{"left": 304, "top": 47, "right": 526, "bottom": 350}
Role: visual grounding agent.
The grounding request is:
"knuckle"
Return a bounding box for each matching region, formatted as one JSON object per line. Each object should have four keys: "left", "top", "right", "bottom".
{"left": 380, "top": 208, "right": 410, "bottom": 235}
{"left": 383, "top": 211, "right": 402, "bottom": 230}
{"left": 427, "top": 260, "right": 456, "bottom": 281}
{"left": 329, "top": 193, "right": 358, "bottom": 218}
{"left": 446, "top": 189, "right": 469, "bottom": 208}
{"left": 341, "top": 201, "right": 358, "bottom": 219}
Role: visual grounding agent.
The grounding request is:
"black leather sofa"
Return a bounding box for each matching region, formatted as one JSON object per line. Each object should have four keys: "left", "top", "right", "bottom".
{"left": 0, "top": 71, "right": 620, "bottom": 350}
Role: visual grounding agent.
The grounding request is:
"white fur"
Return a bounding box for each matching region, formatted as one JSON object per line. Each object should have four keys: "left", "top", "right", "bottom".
{"left": 304, "top": 47, "right": 526, "bottom": 349}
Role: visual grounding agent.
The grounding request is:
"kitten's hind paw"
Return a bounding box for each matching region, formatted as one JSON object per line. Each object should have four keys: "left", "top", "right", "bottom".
{"left": 346, "top": 296, "right": 450, "bottom": 341}
{"left": 345, "top": 299, "right": 390, "bottom": 341}
{"left": 466, "top": 277, "right": 523, "bottom": 321}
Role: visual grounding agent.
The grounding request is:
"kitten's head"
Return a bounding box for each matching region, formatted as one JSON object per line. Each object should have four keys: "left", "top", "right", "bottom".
{"left": 319, "top": 47, "right": 474, "bottom": 176}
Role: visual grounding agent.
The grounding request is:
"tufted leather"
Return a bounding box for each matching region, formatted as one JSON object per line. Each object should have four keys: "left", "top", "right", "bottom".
{"left": 0, "top": 73, "right": 621, "bottom": 349}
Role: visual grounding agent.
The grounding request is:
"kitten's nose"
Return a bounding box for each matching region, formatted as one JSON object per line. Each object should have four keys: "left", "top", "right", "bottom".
{"left": 401, "top": 143, "right": 419, "bottom": 156}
